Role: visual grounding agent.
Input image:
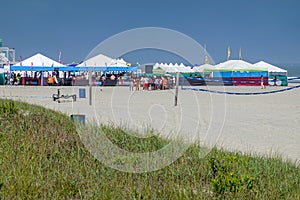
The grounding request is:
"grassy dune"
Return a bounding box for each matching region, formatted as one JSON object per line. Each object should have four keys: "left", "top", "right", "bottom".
{"left": 0, "top": 99, "right": 299, "bottom": 199}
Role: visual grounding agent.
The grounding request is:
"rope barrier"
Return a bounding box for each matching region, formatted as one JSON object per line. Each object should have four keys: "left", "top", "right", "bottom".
{"left": 181, "top": 85, "right": 300, "bottom": 95}
{"left": 288, "top": 76, "right": 300, "bottom": 81}
{"left": 186, "top": 76, "right": 300, "bottom": 84}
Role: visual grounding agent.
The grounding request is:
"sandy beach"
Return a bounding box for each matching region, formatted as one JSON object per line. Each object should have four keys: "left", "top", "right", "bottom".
{"left": 1, "top": 84, "right": 299, "bottom": 164}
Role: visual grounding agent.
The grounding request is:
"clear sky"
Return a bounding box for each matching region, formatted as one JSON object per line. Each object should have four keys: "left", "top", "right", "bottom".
{"left": 1, "top": 0, "right": 300, "bottom": 65}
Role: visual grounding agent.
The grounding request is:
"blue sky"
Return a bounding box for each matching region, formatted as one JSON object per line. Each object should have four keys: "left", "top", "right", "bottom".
{"left": 1, "top": 0, "right": 300, "bottom": 65}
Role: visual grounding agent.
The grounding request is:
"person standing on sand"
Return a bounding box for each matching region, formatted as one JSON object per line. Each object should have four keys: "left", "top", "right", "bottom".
{"left": 140, "top": 77, "right": 144, "bottom": 90}
{"left": 273, "top": 75, "right": 277, "bottom": 86}
{"left": 162, "top": 77, "right": 167, "bottom": 90}
{"left": 100, "top": 75, "right": 105, "bottom": 86}
{"left": 48, "top": 75, "right": 53, "bottom": 86}
{"left": 261, "top": 75, "right": 266, "bottom": 89}
{"left": 110, "top": 74, "right": 116, "bottom": 81}
{"left": 129, "top": 77, "right": 134, "bottom": 91}
{"left": 135, "top": 78, "right": 140, "bottom": 90}
{"left": 144, "top": 76, "right": 149, "bottom": 90}
{"left": 71, "top": 75, "right": 76, "bottom": 86}
{"left": 159, "top": 77, "right": 163, "bottom": 90}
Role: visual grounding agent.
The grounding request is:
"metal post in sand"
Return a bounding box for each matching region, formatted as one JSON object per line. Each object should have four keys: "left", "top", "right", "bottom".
{"left": 175, "top": 72, "right": 180, "bottom": 106}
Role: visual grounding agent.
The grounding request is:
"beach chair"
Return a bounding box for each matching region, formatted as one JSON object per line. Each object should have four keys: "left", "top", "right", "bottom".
{"left": 52, "top": 89, "right": 76, "bottom": 103}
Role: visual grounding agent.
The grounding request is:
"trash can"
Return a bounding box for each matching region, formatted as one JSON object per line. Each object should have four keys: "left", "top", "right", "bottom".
{"left": 0, "top": 74, "right": 6, "bottom": 85}
{"left": 70, "top": 114, "right": 85, "bottom": 125}
{"left": 79, "top": 88, "right": 86, "bottom": 98}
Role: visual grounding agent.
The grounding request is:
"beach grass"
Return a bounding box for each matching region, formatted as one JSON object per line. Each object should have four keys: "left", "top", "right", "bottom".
{"left": 0, "top": 99, "right": 299, "bottom": 199}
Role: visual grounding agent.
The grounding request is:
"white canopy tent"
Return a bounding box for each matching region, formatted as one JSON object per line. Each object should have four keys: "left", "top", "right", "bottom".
{"left": 153, "top": 62, "right": 193, "bottom": 74}
{"left": 10, "top": 53, "right": 68, "bottom": 86}
{"left": 153, "top": 63, "right": 160, "bottom": 69}
{"left": 77, "top": 54, "right": 132, "bottom": 72}
{"left": 193, "top": 63, "right": 214, "bottom": 73}
{"left": 253, "top": 61, "right": 288, "bottom": 86}
{"left": 253, "top": 61, "right": 287, "bottom": 76}
{"left": 152, "top": 63, "right": 167, "bottom": 74}
{"left": 175, "top": 64, "right": 194, "bottom": 73}
{"left": 11, "top": 53, "right": 68, "bottom": 78}
{"left": 109, "top": 58, "right": 131, "bottom": 67}
{"left": 164, "top": 66, "right": 179, "bottom": 73}
{"left": 77, "top": 54, "right": 114, "bottom": 67}
{"left": 213, "top": 60, "right": 256, "bottom": 71}
{"left": 13, "top": 53, "right": 66, "bottom": 68}
{"left": 153, "top": 63, "right": 178, "bottom": 73}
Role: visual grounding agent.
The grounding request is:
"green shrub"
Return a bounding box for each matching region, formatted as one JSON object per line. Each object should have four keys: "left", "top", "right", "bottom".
{"left": 211, "top": 173, "right": 256, "bottom": 194}
{"left": 209, "top": 151, "right": 258, "bottom": 197}
{"left": 0, "top": 100, "right": 19, "bottom": 118}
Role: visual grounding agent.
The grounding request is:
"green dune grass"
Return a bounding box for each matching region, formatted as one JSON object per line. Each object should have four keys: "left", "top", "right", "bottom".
{"left": 0, "top": 99, "right": 299, "bottom": 199}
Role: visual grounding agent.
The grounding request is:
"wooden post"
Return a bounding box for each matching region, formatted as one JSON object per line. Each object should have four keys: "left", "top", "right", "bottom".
{"left": 89, "top": 70, "right": 92, "bottom": 106}
{"left": 175, "top": 72, "right": 180, "bottom": 106}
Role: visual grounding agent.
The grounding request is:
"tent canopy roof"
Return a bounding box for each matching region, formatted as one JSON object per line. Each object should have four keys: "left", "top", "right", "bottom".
{"left": 253, "top": 61, "right": 287, "bottom": 73}
{"left": 175, "top": 66, "right": 193, "bottom": 73}
{"left": 153, "top": 62, "right": 193, "bottom": 73}
{"left": 77, "top": 54, "right": 131, "bottom": 67}
{"left": 77, "top": 54, "right": 114, "bottom": 67}
{"left": 109, "top": 58, "right": 130, "bottom": 67}
{"left": 13, "top": 53, "right": 66, "bottom": 67}
{"left": 215, "top": 60, "right": 253, "bottom": 69}
{"left": 10, "top": 53, "right": 136, "bottom": 72}
{"left": 206, "top": 60, "right": 267, "bottom": 72}
{"left": 193, "top": 63, "right": 214, "bottom": 72}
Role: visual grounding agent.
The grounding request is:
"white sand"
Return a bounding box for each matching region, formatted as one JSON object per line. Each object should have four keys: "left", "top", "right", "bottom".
{"left": 1, "top": 84, "right": 299, "bottom": 164}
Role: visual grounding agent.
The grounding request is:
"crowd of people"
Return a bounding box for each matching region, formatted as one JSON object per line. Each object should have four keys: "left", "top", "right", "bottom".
{"left": 5, "top": 72, "right": 22, "bottom": 85}
{"left": 3, "top": 70, "right": 176, "bottom": 89}
{"left": 129, "top": 76, "right": 175, "bottom": 91}
{"left": 4, "top": 71, "right": 41, "bottom": 85}
{"left": 92, "top": 72, "right": 176, "bottom": 89}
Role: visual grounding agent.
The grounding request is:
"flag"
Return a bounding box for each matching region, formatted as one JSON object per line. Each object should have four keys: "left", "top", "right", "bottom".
{"left": 205, "top": 55, "right": 209, "bottom": 64}
{"left": 20, "top": 56, "right": 22, "bottom": 66}
{"left": 239, "top": 48, "right": 243, "bottom": 60}
{"left": 204, "top": 44, "right": 209, "bottom": 64}
{"left": 31, "top": 62, "right": 33, "bottom": 67}
{"left": 227, "top": 46, "right": 231, "bottom": 60}
{"left": 58, "top": 50, "right": 62, "bottom": 63}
